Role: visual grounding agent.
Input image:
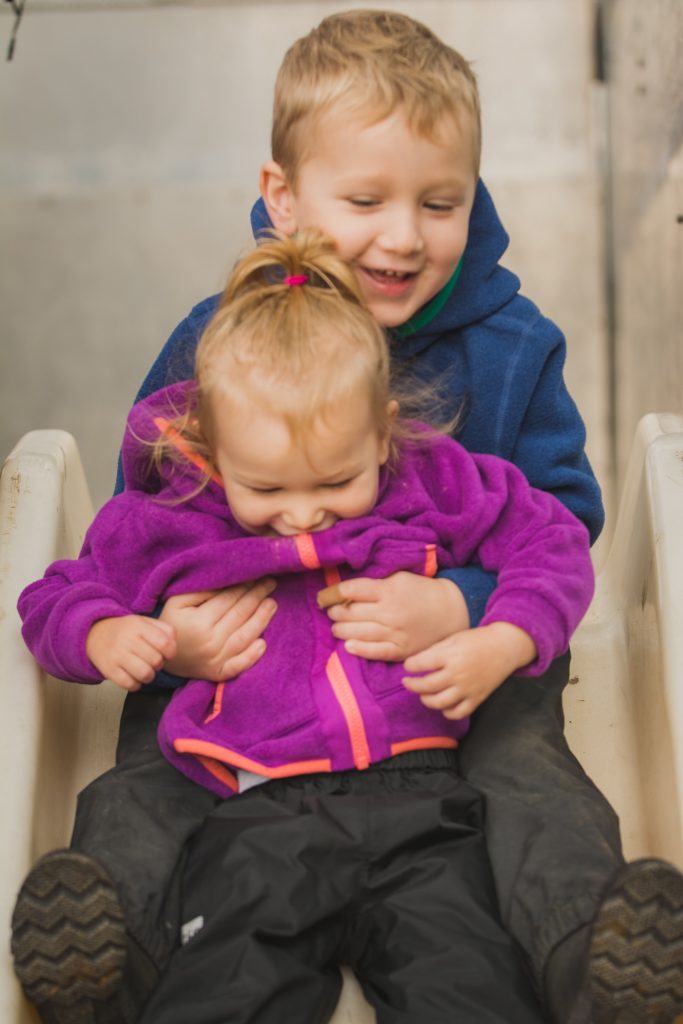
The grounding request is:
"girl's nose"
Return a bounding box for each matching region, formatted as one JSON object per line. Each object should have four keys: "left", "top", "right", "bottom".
{"left": 284, "top": 503, "right": 326, "bottom": 533}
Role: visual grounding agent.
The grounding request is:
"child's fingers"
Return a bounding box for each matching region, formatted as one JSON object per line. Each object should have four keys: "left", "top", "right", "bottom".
{"left": 123, "top": 649, "right": 162, "bottom": 685}
{"left": 215, "top": 580, "right": 277, "bottom": 632}
{"left": 134, "top": 634, "right": 173, "bottom": 673}
{"left": 342, "top": 638, "right": 403, "bottom": 662}
{"left": 319, "top": 577, "right": 380, "bottom": 609}
{"left": 107, "top": 666, "right": 143, "bottom": 692}
{"left": 402, "top": 646, "right": 447, "bottom": 675}
{"left": 331, "top": 620, "right": 388, "bottom": 643}
{"left": 132, "top": 620, "right": 175, "bottom": 663}
{"left": 163, "top": 580, "right": 276, "bottom": 629}
{"left": 221, "top": 637, "right": 267, "bottom": 680}
{"left": 326, "top": 599, "right": 383, "bottom": 622}
{"left": 442, "top": 700, "right": 474, "bottom": 721}
{"left": 316, "top": 583, "right": 347, "bottom": 610}
{"left": 402, "top": 666, "right": 450, "bottom": 693}
{"left": 147, "top": 619, "right": 177, "bottom": 654}
{"left": 216, "top": 599, "right": 277, "bottom": 668}
{"left": 417, "top": 685, "right": 462, "bottom": 711}
{"left": 403, "top": 632, "right": 462, "bottom": 674}
{"left": 195, "top": 585, "right": 252, "bottom": 625}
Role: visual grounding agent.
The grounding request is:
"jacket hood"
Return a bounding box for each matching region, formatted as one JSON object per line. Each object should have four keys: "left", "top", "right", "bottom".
{"left": 120, "top": 381, "right": 222, "bottom": 505}
{"left": 250, "top": 179, "right": 521, "bottom": 358}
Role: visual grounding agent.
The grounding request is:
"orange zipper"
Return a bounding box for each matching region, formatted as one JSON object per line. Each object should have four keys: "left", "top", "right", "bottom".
{"left": 326, "top": 651, "right": 371, "bottom": 770}
{"left": 321, "top": 566, "right": 371, "bottom": 769}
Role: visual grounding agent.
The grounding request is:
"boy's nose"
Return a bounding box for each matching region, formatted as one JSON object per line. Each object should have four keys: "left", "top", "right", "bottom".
{"left": 379, "top": 209, "right": 424, "bottom": 256}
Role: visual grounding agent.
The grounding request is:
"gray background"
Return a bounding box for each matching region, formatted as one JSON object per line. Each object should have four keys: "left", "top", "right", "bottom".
{"left": 1, "top": 0, "right": 681, "bottom": 558}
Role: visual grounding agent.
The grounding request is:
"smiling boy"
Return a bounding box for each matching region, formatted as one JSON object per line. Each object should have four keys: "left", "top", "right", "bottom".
{"left": 12, "top": 10, "right": 683, "bottom": 1024}
{"left": 263, "top": 105, "right": 476, "bottom": 330}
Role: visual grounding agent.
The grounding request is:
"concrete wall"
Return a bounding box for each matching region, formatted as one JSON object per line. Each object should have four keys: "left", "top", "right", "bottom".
{"left": 603, "top": 0, "right": 683, "bottom": 486}
{"left": 1, "top": 0, "right": 606, "bottom": 513}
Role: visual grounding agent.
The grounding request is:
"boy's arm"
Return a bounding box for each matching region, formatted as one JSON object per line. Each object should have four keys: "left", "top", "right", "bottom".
{"left": 439, "top": 320, "right": 603, "bottom": 626}
{"left": 501, "top": 320, "right": 604, "bottom": 543}
{"left": 436, "top": 565, "right": 496, "bottom": 628}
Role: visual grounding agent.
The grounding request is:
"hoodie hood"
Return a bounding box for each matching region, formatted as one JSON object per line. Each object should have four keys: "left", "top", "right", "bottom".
{"left": 250, "top": 179, "right": 521, "bottom": 358}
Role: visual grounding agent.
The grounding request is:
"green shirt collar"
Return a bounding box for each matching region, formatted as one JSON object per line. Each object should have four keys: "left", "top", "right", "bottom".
{"left": 392, "top": 256, "right": 464, "bottom": 340}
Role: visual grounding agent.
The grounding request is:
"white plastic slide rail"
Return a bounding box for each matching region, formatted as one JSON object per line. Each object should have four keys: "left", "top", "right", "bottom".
{"left": 565, "top": 413, "right": 683, "bottom": 867}
{"left": 2, "top": 414, "right": 683, "bottom": 1023}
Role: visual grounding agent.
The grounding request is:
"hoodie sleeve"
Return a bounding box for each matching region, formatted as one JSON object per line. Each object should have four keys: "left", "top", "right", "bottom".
{"left": 113, "top": 296, "right": 219, "bottom": 495}
{"left": 507, "top": 327, "right": 604, "bottom": 543}
{"left": 436, "top": 565, "right": 497, "bottom": 627}
{"left": 439, "top": 314, "right": 604, "bottom": 626}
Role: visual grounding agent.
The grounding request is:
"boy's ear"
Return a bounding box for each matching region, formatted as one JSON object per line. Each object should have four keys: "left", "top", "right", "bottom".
{"left": 260, "top": 161, "right": 298, "bottom": 235}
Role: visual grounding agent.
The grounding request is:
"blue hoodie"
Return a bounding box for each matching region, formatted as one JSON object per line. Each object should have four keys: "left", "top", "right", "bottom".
{"left": 116, "top": 180, "right": 603, "bottom": 628}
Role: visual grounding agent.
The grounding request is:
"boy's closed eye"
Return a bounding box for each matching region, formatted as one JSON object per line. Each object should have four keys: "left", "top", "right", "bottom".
{"left": 424, "top": 200, "right": 457, "bottom": 212}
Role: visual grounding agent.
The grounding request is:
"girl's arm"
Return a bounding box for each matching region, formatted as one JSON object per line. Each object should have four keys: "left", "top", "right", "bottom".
{"left": 19, "top": 498, "right": 167, "bottom": 683}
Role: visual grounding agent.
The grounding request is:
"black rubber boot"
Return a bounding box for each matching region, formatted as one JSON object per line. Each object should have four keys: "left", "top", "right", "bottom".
{"left": 11, "top": 849, "right": 159, "bottom": 1024}
{"left": 551, "top": 859, "right": 683, "bottom": 1024}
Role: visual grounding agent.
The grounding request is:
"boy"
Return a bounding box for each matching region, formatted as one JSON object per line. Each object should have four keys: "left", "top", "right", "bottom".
{"left": 12, "top": 10, "right": 683, "bottom": 1024}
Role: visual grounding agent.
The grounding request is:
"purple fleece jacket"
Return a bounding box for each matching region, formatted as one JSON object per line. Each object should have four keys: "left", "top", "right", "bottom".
{"left": 19, "top": 383, "right": 594, "bottom": 797}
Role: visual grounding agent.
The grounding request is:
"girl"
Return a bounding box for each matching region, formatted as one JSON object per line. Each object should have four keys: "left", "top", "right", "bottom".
{"left": 16, "top": 232, "right": 593, "bottom": 1023}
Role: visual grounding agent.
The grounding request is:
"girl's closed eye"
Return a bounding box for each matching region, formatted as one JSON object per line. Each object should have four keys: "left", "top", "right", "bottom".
{"left": 322, "top": 477, "right": 354, "bottom": 490}
{"left": 347, "top": 196, "right": 381, "bottom": 208}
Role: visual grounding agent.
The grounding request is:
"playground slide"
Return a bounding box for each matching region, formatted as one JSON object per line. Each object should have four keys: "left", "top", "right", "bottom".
{"left": 2, "top": 414, "right": 682, "bottom": 1023}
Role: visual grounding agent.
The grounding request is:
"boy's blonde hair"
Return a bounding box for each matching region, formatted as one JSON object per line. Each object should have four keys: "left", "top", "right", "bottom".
{"left": 272, "top": 8, "right": 481, "bottom": 186}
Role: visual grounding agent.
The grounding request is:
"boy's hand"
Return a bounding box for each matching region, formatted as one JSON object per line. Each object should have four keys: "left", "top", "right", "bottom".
{"left": 402, "top": 621, "right": 537, "bottom": 720}
{"left": 159, "top": 579, "right": 278, "bottom": 682}
{"left": 86, "top": 616, "right": 177, "bottom": 692}
{"left": 326, "top": 572, "right": 469, "bottom": 661}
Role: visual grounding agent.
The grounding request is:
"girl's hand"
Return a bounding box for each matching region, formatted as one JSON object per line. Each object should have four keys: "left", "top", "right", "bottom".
{"left": 326, "top": 572, "right": 469, "bottom": 661}
{"left": 159, "top": 579, "right": 278, "bottom": 682}
{"left": 402, "top": 622, "right": 537, "bottom": 720}
{"left": 86, "top": 615, "right": 177, "bottom": 692}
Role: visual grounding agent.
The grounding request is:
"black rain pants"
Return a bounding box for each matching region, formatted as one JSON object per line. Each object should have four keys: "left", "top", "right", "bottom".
{"left": 138, "top": 750, "right": 544, "bottom": 1024}
{"left": 70, "top": 651, "right": 623, "bottom": 1008}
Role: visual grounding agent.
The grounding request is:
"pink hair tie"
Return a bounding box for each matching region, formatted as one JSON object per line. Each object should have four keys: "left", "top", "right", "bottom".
{"left": 284, "top": 274, "right": 308, "bottom": 286}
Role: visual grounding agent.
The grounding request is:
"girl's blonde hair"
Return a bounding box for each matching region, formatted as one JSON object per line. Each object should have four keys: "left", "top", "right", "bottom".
{"left": 154, "top": 230, "right": 393, "bottom": 485}
{"left": 272, "top": 9, "right": 481, "bottom": 186}
{"left": 152, "top": 230, "right": 461, "bottom": 495}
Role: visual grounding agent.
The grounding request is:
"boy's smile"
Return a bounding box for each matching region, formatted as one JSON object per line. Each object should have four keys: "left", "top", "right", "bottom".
{"left": 262, "top": 105, "right": 477, "bottom": 328}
